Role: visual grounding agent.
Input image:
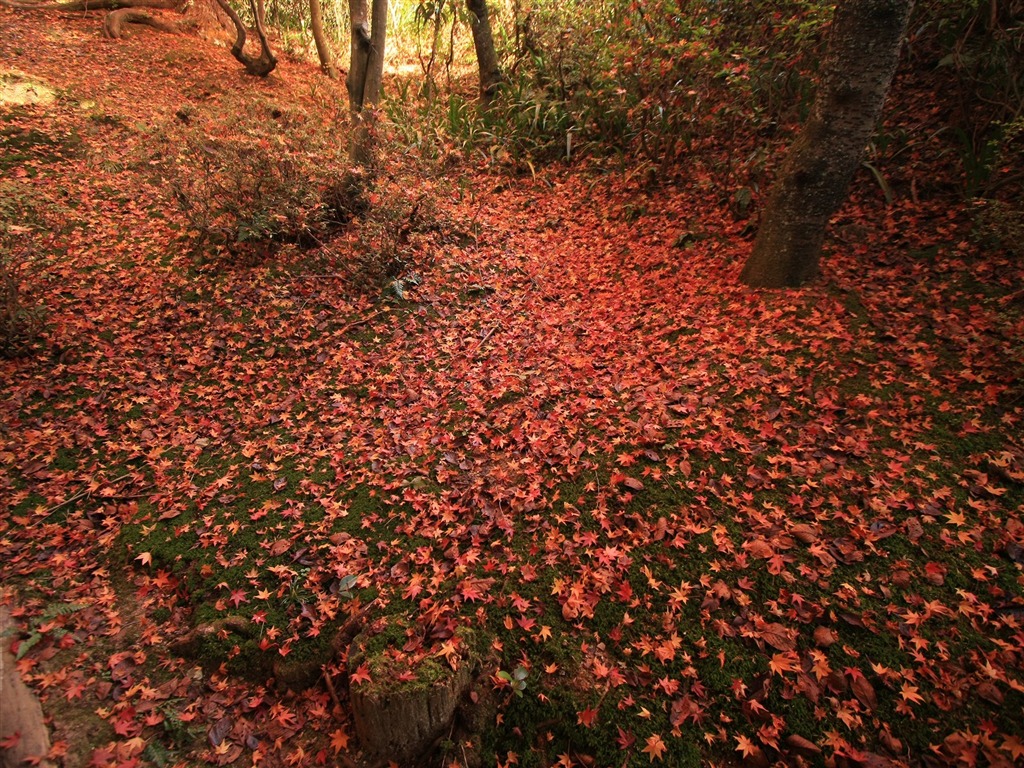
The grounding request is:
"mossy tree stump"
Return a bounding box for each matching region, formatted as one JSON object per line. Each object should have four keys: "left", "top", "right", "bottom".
{"left": 348, "top": 626, "right": 475, "bottom": 764}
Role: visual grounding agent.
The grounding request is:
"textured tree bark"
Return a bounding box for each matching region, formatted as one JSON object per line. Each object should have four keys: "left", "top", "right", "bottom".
{"left": 213, "top": 0, "right": 277, "bottom": 77}
{"left": 350, "top": 662, "right": 472, "bottom": 762}
{"left": 466, "top": 0, "right": 502, "bottom": 102}
{"left": 308, "top": 0, "right": 338, "bottom": 79}
{"left": 348, "top": 628, "right": 474, "bottom": 763}
{"left": 348, "top": 0, "right": 387, "bottom": 166}
{"left": 740, "top": 0, "right": 912, "bottom": 288}
{"left": 347, "top": 0, "right": 370, "bottom": 112}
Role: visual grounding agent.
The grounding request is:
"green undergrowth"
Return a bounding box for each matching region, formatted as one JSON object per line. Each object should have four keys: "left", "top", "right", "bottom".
{"left": 0, "top": 110, "right": 83, "bottom": 175}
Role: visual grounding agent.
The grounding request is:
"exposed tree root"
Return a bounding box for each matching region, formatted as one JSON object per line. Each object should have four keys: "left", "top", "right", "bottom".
{"left": 1, "top": 0, "right": 256, "bottom": 72}
{"left": 0, "top": 0, "right": 179, "bottom": 11}
{"left": 102, "top": 7, "right": 177, "bottom": 38}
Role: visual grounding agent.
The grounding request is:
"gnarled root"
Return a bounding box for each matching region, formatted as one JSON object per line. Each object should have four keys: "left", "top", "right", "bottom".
{"left": 0, "top": 0, "right": 180, "bottom": 11}
{"left": 103, "top": 7, "right": 177, "bottom": 38}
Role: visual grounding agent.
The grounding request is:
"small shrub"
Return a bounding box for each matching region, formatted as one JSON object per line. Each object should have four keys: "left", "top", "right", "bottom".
{"left": 970, "top": 118, "right": 1024, "bottom": 257}
{"left": 388, "top": 0, "right": 831, "bottom": 174}
{"left": 974, "top": 200, "right": 1024, "bottom": 258}
{"left": 0, "top": 182, "right": 57, "bottom": 358}
{"left": 346, "top": 186, "right": 427, "bottom": 293}
{"left": 0, "top": 233, "right": 47, "bottom": 358}
{"left": 164, "top": 101, "right": 363, "bottom": 263}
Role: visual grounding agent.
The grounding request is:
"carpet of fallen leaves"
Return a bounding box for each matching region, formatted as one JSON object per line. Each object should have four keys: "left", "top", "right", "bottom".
{"left": 2, "top": 8, "right": 1024, "bottom": 768}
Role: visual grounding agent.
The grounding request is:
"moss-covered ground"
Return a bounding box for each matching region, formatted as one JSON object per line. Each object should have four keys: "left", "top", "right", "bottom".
{"left": 2, "top": 9, "right": 1023, "bottom": 768}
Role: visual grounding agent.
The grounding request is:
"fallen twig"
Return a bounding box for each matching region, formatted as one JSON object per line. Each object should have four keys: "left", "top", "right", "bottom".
{"left": 339, "top": 309, "right": 387, "bottom": 335}
{"left": 38, "top": 473, "right": 140, "bottom": 520}
{"left": 322, "top": 667, "right": 344, "bottom": 713}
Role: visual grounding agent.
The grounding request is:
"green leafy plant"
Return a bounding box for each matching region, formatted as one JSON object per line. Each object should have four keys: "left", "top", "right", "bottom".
{"left": 2, "top": 602, "right": 86, "bottom": 659}
{"left": 496, "top": 665, "right": 528, "bottom": 697}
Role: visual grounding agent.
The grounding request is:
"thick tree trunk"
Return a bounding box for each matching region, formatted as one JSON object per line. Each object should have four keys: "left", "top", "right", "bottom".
{"left": 347, "top": 0, "right": 370, "bottom": 112}
{"left": 213, "top": 0, "right": 277, "bottom": 77}
{"left": 739, "top": 0, "right": 912, "bottom": 288}
{"left": 309, "top": 0, "right": 338, "bottom": 78}
{"left": 466, "top": 0, "right": 502, "bottom": 102}
{"left": 347, "top": 0, "right": 386, "bottom": 166}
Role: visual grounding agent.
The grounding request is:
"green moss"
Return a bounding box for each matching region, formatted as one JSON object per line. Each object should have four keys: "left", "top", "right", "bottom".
{"left": 0, "top": 122, "right": 81, "bottom": 174}
{"left": 352, "top": 621, "right": 478, "bottom": 696}
{"left": 151, "top": 607, "right": 172, "bottom": 624}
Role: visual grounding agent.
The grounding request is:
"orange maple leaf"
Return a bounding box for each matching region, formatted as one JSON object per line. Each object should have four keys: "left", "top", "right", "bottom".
{"left": 329, "top": 728, "right": 350, "bottom": 754}
{"left": 1002, "top": 735, "right": 1024, "bottom": 761}
{"left": 642, "top": 734, "right": 666, "bottom": 762}
{"left": 900, "top": 683, "right": 925, "bottom": 705}
{"left": 768, "top": 651, "right": 801, "bottom": 676}
{"left": 735, "top": 735, "right": 758, "bottom": 757}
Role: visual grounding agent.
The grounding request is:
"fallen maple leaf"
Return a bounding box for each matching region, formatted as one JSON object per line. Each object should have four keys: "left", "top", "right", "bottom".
{"left": 1002, "top": 735, "right": 1024, "bottom": 761}
{"left": 349, "top": 663, "right": 372, "bottom": 686}
{"left": 577, "top": 707, "right": 598, "bottom": 727}
{"left": 735, "top": 735, "right": 758, "bottom": 758}
{"left": 89, "top": 746, "right": 120, "bottom": 768}
{"left": 616, "top": 727, "right": 636, "bottom": 749}
{"left": 768, "top": 652, "right": 801, "bottom": 676}
{"left": 642, "top": 733, "right": 666, "bottom": 762}
{"left": 329, "top": 728, "right": 350, "bottom": 754}
{"left": 899, "top": 682, "right": 924, "bottom": 705}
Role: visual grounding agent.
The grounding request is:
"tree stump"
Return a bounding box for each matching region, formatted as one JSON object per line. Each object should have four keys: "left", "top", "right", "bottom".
{"left": 1, "top": 606, "right": 56, "bottom": 768}
{"left": 348, "top": 629, "right": 475, "bottom": 764}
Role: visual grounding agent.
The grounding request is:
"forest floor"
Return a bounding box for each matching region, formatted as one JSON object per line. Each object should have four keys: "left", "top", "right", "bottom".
{"left": 2, "top": 7, "right": 1024, "bottom": 768}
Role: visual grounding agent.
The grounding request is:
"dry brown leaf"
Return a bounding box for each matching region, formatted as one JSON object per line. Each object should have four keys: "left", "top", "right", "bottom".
{"left": 761, "top": 622, "right": 797, "bottom": 652}
{"left": 813, "top": 626, "right": 838, "bottom": 648}
{"left": 850, "top": 673, "right": 877, "bottom": 711}
{"left": 785, "top": 734, "right": 821, "bottom": 757}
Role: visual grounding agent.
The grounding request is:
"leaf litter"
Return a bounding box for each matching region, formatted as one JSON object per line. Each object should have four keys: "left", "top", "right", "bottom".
{"left": 1, "top": 8, "right": 1023, "bottom": 768}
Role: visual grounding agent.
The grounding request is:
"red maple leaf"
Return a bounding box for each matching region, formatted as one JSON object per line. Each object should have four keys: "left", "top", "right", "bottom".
{"left": 577, "top": 708, "right": 599, "bottom": 728}
{"left": 349, "top": 663, "right": 372, "bottom": 686}
{"left": 329, "top": 728, "right": 350, "bottom": 754}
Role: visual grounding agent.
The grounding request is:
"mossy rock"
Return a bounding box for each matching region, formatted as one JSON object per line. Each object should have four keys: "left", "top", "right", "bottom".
{"left": 348, "top": 623, "right": 477, "bottom": 765}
